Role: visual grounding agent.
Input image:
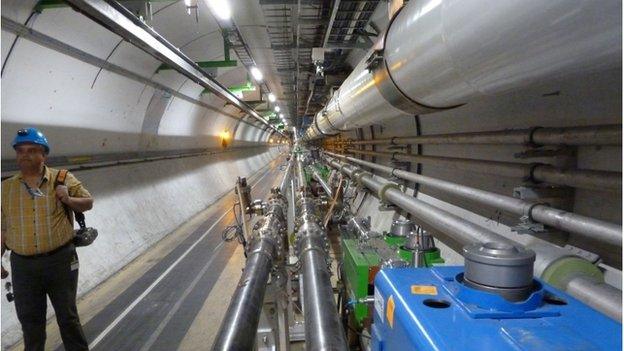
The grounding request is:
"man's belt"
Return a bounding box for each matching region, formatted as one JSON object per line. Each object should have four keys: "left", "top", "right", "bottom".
{"left": 11, "top": 241, "right": 73, "bottom": 259}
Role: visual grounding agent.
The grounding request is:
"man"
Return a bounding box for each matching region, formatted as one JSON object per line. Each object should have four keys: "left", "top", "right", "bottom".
{"left": 1, "top": 128, "right": 93, "bottom": 351}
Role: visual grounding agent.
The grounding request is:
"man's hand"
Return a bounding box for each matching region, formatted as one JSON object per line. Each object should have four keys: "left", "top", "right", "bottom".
{"left": 55, "top": 185, "right": 70, "bottom": 204}
{"left": 55, "top": 186, "right": 94, "bottom": 212}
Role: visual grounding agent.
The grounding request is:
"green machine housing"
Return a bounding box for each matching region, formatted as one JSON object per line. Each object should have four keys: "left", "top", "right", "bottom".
{"left": 341, "top": 235, "right": 444, "bottom": 328}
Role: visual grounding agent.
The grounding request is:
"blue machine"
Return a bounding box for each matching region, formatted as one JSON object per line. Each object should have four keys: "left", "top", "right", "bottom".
{"left": 371, "top": 267, "right": 622, "bottom": 351}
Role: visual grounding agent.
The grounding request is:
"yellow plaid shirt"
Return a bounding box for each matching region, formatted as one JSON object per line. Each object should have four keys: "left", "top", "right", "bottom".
{"left": 1, "top": 166, "right": 91, "bottom": 256}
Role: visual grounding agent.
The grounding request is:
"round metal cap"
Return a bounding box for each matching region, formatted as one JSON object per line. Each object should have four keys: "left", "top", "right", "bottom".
{"left": 463, "top": 242, "right": 535, "bottom": 289}
{"left": 390, "top": 219, "right": 414, "bottom": 237}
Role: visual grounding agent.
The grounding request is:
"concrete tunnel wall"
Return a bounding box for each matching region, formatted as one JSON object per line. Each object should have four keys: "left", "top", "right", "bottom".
{"left": 1, "top": 1, "right": 282, "bottom": 347}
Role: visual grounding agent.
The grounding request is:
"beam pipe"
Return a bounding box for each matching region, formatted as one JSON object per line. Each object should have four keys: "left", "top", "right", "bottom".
{"left": 296, "top": 156, "right": 307, "bottom": 190}
{"left": 212, "top": 170, "right": 289, "bottom": 350}
{"left": 211, "top": 239, "right": 274, "bottom": 351}
{"left": 280, "top": 157, "right": 294, "bottom": 194}
{"left": 295, "top": 155, "right": 348, "bottom": 350}
{"left": 326, "top": 152, "right": 622, "bottom": 247}
{"left": 312, "top": 169, "right": 333, "bottom": 197}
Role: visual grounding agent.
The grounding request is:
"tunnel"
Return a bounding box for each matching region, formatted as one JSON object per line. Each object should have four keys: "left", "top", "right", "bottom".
{"left": 1, "top": 1, "right": 622, "bottom": 350}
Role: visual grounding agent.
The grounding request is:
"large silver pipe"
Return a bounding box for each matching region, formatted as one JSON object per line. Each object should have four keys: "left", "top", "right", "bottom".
{"left": 212, "top": 185, "right": 288, "bottom": 350}
{"left": 296, "top": 155, "right": 307, "bottom": 190}
{"left": 211, "top": 240, "right": 274, "bottom": 351}
{"left": 312, "top": 169, "right": 333, "bottom": 197}
{"left": 326, "top": 153, "right": 621, "bottom": 247}
{"left": 303, "top": 0, "right": 620, "bottom": 140}
{"left": 295, "top": 157, "right": 348, "bottom": 351}
{"left": 280, "top": 156, "right": 294, "bottom": 194}
{"left": 344, "top": 149, "right": 621, "bottom": 192}
{"left": 565, "top": 276, "right": 622, "bottom": 321}
{"left": 334, "top": 124, "right": 622, "bottom": 146}
{"left": 327, "top": 157, "right": 622, "bottom": 321}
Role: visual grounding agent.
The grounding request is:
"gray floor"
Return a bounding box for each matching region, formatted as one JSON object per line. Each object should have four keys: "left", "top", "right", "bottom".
{"left": 9, "top": 157, "right": 286, "bottom": 351}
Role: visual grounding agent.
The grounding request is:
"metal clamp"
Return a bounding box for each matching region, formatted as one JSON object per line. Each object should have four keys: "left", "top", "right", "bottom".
{"left": 512, "top": 203, "right": 547, "bottom": 235}
{"left": 352, "top": 170, "right": 369, "bottom": 187}
{"left": 527, "top": 126, "right": 544, "bottom": 147}
{"left": 527, "top": 163, "right": 545, "bottom": 183}
{"left": 378, "top": 182, "right": 401, "bottom": 202}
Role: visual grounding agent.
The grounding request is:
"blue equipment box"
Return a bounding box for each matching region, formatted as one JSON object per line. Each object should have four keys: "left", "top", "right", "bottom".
{"left": 371, "top": 267, "right": 621, "bottom": 351}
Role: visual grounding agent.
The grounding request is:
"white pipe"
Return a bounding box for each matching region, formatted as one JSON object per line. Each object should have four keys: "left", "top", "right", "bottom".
{"left": 304, "top": 0, "right": 621, "bottom": 140}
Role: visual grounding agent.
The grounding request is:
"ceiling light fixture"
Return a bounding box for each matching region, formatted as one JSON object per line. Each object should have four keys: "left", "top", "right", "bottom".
{"left": 206, "top": 0, "right": 231, "bottom": 20}
{"left": 274, "top": 106, "right": 281, "bottom": 112}
{"left": 250, "top": 67, "right": 263, "bottom": 81}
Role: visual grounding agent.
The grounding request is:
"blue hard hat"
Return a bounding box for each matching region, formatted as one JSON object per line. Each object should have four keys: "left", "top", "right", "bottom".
{"left": 12, "top": 127, "right": 50, "bottom": 154}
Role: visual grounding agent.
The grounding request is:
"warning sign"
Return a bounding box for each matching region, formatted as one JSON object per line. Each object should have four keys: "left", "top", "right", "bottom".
{"left": 411, "top": 285, "right": 438, "bottom": 295}
{"left": 386, "top": 295, "right": 395, "bottom": 328}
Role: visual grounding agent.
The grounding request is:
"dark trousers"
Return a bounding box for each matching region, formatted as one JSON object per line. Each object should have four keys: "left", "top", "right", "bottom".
{"left": 11, "top": 245, "right": 89, "bottom": 351}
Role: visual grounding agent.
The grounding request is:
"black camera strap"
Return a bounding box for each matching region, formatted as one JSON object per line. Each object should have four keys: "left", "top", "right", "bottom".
{"left": 54, "top": 170, "right": 86, "bottom": 230}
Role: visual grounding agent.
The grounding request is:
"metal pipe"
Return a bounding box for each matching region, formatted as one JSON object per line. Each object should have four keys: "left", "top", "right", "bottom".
{"left": 565, "top": 276, "right": 622, "bottom": 321}
{"left": 211, "top": 240, "right": 274, "bottom": 351}
{"left": 296, "top": 156, "right": 307, "bottom": 190}
{"left": 332, "top": 124, "right": 622, "bottom": 146}
{"left": 280, "top": 156, "right": 294, "bottom": 194}
{"left": 295, "top": 155, "right": 348, "bottom": 350}
{"left": 328, "top": 158, "right": 514, "bottom": 246}
{"left": 212, "top": 180, "right": 289, "bottom": 350}
{"left": 326, "top": 152, "right": 622, "bottom": 247}
{"left": 344, "top": 149, "right": 621, "bottom": 192}
{"left": 312, "top": 169, "right": 333, "bottom": 197}
{"left": 235, "top": 181, "right": 251, "bottom": 242}
{"left": 303, "top": 0, "right": 620, "bottom": 140}
{"left": 326, "top": 157, "right": 622, "bottom": 321}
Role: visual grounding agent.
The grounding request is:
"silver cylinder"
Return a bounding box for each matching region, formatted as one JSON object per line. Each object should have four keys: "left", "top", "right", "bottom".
{"left": 211, "top": 240, "right": 274, "bottom": 351}
{"left": 384, "top": 0, "right": 620, "bottom": 108}
{"left": 303, "top": 0, "right": 620, "bottom": 140}
{"left": 312, "top": 169, "right": 333, "bottom": 197}
{"left": 390, "top": 219, "right": 414, "bottom": 237}
{"left": 280, "top": 157, "right": 294, "bottom": 195}
{"left": 212, "top": 169, "right": 289, "bottom": 350}
{"left": 565, "top": 276, "right": 622, "bottom": 321}
{"left": 463, "top": 242, "right": 536, "bottom": 300}
{"left": 295, "top": 154, "right": 348, "bottom": 351}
